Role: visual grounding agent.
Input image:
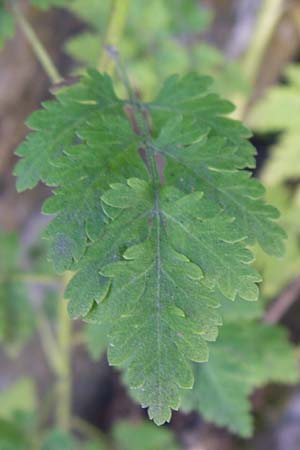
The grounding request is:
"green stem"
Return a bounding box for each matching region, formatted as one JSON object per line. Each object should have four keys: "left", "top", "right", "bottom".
{"left": 113, "top": 56, "right": 160, "bottom": 186}
{"left": 99, "top": 0, "right": 130, "bottom": 75}
{"left": 242, "top": 0, "right": 283, "bottom": 85}
{"left": 37, "top": 309, "right": 63, "bottom": 374}
{"left": 56, "top": 272, "right": 72, "bottom": 431}
{"left": 233, "top": 0, "right": 283, "bottom": 119}
{"left": 11, "top": 2, "right": 63, "bottom": 84}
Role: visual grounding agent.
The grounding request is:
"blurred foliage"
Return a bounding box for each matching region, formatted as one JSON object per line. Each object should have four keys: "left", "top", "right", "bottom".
{"left": 255, "top": 187, "right": 300, "bottom": 299}
{"left": 0, "top": 1, "right": 14, "bottom": 49}
{"left": 0, "top": 378, "right": 36, "bottom": 420}
{"left": 0, "top": 416, "right": 33, "bottom": 450}
{"left": 31, "top": 0, "right": 71, "bottom": 9}
{"left": 182, "top": 321, "right": 297, "bottom": 436}
{"left": 251, "top": 65, "right": 300, "bottom": 186}
{"left": 220, "top": 294, "right": 263, "bottom": 322}
{"left": 41, "top": 420, "right": 179, "bottom": 450}
{"left": 84, "top": 323, "right": 108, "bottom": 360}
{"left": 0, "top": 380, "right": 178, "bottom": 450}
{"left": 0, "top": 378, "right": 37, "bottom": 450}
{"left": 0, "top": 231, "right": 35, "bottom": 355}
{"left": 250, "top": 64, "right": 300, "bottom": 300}
{"left": 65, "top": 0, "right": 248, "bottom": 99}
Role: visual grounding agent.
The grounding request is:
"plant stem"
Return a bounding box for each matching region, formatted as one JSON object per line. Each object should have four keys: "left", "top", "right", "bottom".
{"left": 11, "top": 1, "right": 63, "bottom": 84}
{"left": 37, "top": 309, "right": 63, "bottom": 374}
{"left": 99, "top": 0, "right": 130, "bottom": 75}
{"left": 115, "top": 56, "right": 160, "bottom": 184}
{"left": 233, "top": 0, "right": 283, "bottom": 119}
{"left": 242, "top": 0, "right": 283, "bottom": 85}
{"left": 264, "top": 277, "right": 300, "bottom": 324}
{"left": 56, "top": 272, "right": 72, "bottom": 431}
{"left": 291, "top": 2, "right": 300, "bottom": 40}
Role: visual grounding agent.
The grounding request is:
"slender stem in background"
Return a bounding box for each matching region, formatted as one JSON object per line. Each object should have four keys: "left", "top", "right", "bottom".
{"left": 99, "top": 0, "right": 130, "bottom": 75}
{"left": 291, "top": 2, "right": 300, "bottom": 40}
{"left": 56, "top": 272, "right": 72, "bottom": 431}
{"left": 37, "top": 309, "right": 63, "bottom": 374}
{"left": 264, "top": 277, "right": 300, "bottom": 324}
{"left": 242, "top": 0, "right": 283, "bottom": 86}
{"left": 233, "top": 0, "right": 283, "bottom": 119}
{"left": 11, "top": 1, "right": 63, "bottom": 84}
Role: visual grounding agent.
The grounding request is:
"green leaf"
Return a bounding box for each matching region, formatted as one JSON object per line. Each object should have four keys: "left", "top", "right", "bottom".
{"left": 86, "top": 179, "right": 261, "bottom": 424}
{"left": 148, "top": 75, "right": 286, "bottom": 256}
{"left": 65, "top": 177, "right": 150, "bottom": 318}
{"left": 113, "top": 420, "right": 179, "bottom": 450}
{"left": 15, "top": 70, "right": 283, "bottom": 426}
{"left": 182, "top": 321, "right": 298, "bottom": 437}
{"left": 14, "top": 70, "right": 122, "bottom": 191}
{"left": 160, "top": 186, "right": 261, "bottom": 301}
{"left": 15, "top": 70, "right": 145, "bottom": 271}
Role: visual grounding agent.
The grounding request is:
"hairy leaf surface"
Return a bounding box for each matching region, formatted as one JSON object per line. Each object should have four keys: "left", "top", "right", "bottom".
{"left": 15, "top": 70, "right": 145, "bottom": 270}
{"left": 85, "top": 179, "right": 261, "bottom": 424}
{"left": 148, "top": 74, "right": 286, "bottom": 255}
{"left": 14, "top": 70, "right": 284, "bottom": 425}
